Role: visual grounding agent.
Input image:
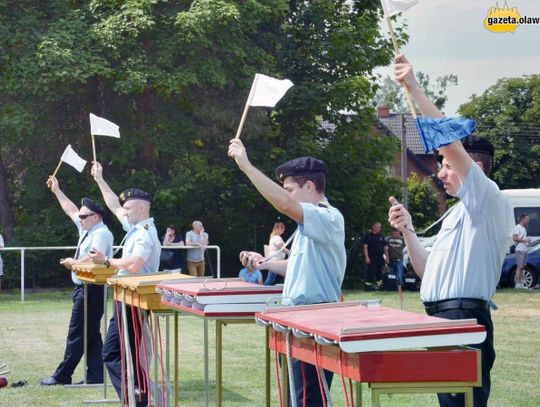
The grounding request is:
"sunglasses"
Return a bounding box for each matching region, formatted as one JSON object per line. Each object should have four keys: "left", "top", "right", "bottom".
{"left": 79, "top": 213, "right": 96, "bottom": 220}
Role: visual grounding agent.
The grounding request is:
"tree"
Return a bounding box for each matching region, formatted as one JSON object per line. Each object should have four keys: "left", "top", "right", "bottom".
{"left": 0, "top": 0, "right": 401, "bottom": 287}
{"left": 374, "top": 72, "right": 458, "bottom": 113}
{"left": 459, "top": 76, "right": 540, "bottom": 189}
{"left": 406, "top": 172, "right": 440, "bottom": 233}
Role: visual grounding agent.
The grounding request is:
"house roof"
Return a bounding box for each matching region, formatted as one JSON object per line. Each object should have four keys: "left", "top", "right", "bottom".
{"left": 377, "top": 113, "right": 429, "bottom": 155}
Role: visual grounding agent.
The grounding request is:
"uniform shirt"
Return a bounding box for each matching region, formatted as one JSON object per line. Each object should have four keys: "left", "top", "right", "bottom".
{"left": 72, "top": 220, "right": 113, "bottom": 285}
{"left": 119, "top": 217, "right": 161, "bottom": 276}
{"left": 421, "top": 162, "right": 514, "bottom": 302}
{"left": 513, "top": 224, "right": 528, "bottom": 252}
{"left": 363, "top": 232, "right": 387, "bottom": 257}
{"left": 185, "top": 230, "right": 209, "bottom": 262}
{"left": 239, "top": 268, "right": 263, "bottom": 284}
{"left": 283, "top": 201, "right": 346, "bottom": 305}
{"left": 386, "top": 236, "right": 405, "bottom": 262}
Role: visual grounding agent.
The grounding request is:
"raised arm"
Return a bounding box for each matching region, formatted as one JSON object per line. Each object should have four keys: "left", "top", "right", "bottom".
{"left": 228, "top": 138, "right": 304, "bottom": 224}
{"left": 46, "top": 176, "right": 79, "bottom": 223}
{"left": 394, "top": 53, "right": 472, "bottom": 182}
{"left": 91, "top": 161, "right": 124, "bottom": 223}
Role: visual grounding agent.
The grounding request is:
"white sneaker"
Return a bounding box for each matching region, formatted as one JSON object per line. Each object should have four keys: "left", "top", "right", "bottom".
{"left": 515, "top": 283, "right": 524, "bottom": 289}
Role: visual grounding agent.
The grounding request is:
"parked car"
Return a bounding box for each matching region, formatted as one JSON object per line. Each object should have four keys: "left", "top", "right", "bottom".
{"left": 498, "top": 239, "right": 540, "bottom": 288}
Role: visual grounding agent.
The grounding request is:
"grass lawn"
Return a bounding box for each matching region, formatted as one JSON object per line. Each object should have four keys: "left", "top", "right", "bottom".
{"left": 0, "top": 288, "right": 539, "bottom": 406}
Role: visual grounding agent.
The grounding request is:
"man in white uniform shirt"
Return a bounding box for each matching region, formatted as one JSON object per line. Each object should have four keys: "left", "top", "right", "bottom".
{"left": 389, "top": 54, "right": 513, "bottom": 407}
{"left": 41, "top": 176, "right": 113, "bottom": 386}
{"left": 89, "top": 162, "right": 161, "bottom": 407}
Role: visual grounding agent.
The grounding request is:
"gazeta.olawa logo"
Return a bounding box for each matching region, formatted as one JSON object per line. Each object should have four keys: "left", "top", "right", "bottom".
{"left": 484, "top": 1, "right": 540, "bottom": 33}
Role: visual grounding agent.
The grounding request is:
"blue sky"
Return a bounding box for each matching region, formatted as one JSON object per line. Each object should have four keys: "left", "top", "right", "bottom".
{"left": 374, "top": 0, "right": 540, "bottom": 115}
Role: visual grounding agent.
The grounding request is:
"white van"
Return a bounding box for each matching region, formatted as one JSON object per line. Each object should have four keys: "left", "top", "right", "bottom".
{"left": 501, "top": 189, "right": 540, "bottom": 242}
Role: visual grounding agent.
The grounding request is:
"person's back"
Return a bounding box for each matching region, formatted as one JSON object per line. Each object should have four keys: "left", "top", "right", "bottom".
{"left": 239, "top": 267, "right": 263, "bottom": 284}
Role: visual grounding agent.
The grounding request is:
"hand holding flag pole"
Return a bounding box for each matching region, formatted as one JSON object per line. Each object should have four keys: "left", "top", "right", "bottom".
{"left": 52, "top": 145, "right": 87, "bottom": 177}
{"left": 380, "top": 0, "right": 418, "bottom": 118}
{"left": 235, "top": 74, "right": 294, "bottom": 139}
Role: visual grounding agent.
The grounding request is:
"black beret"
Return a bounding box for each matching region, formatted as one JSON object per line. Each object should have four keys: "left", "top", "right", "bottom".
{"left": 275, "top": 156, "right": 328, "bottom": 182}
{"left": 436, "top": 136, "right": 494, "bottom": 163}
{"left": 80, "top": 197, "right": 106, "bottom": 216}
{"left": 462, "top": 136, "right": 494, "bottom": 156}
{"left": 119, "top": 188, "right": 152, "bottom": 205}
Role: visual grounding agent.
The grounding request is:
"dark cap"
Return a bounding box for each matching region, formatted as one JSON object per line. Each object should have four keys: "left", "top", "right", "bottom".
{"left": 118, "top": 188, "right": 152, "bottom": 205}
{"left": 462, "top": 136, "right": 494, "bottom": 156}
{"left": 436, "top": 136, "right": 494, "bottom": 163}
{"left": 275, "top": 156, "right": 327, "bottom": 182}
{"left": 80, "top": 197, "right": 106, "bottom": 216}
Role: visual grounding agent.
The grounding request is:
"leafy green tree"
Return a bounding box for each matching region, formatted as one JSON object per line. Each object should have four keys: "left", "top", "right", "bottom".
{"left": 374, "top": 72, "right": 458, "bottom": 113}
{"left": 0, "top": 0, "right": 402, "bottom": 287}
{"left": 406, "top": 172, "right": 439, "bottom": 233}
{"left": 459, "top": 76, "right": 540, "bottom": 189}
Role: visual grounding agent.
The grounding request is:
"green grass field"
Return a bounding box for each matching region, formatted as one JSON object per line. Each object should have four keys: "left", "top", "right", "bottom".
{"left": 0, "top": 288, "right": 539, "bottom": 406}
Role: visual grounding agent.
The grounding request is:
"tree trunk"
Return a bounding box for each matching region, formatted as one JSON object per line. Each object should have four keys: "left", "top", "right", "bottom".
{"left": 0, "top": 153, "right": 15, "bottom": 241}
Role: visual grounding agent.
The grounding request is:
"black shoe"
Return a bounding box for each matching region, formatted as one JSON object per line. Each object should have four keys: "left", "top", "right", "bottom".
{"left": 40, "top": 377, "right": 67, "bottom": 386}
{"left": 73, "top": 380, "right": 103, "bottom": 385}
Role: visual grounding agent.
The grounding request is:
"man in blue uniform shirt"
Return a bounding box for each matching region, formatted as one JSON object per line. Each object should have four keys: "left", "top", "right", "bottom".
{"left": 41, "top": 176, "right": 113, "bottom": 386}
{"left": 89, "top": 161, "right": 161, "bottom": 407}
{"left": 228, "top": 139, "right": 346, "bottom": 406}
{"left": 389, "top": 54, "right": 513, "bottom": 407}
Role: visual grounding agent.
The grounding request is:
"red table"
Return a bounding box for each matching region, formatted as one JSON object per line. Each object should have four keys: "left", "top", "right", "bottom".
{"left": 256, "top": 301, "right": 484, "bottom": 407}
{"left": 157, "top": 279, "right": 283, "bottom": 407}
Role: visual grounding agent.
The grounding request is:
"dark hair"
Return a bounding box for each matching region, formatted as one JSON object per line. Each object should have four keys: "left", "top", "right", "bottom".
{"left": 289, "top": 172, "right": 326, "bottom": 193}
{"left": 519, "top": 214, "right": 529, "bottom": 222}
{"left": 167, "top": 224, "right": 177, "bottom": 233}
{"left": 468, "top": 152, "right": 493, "bottom": 176}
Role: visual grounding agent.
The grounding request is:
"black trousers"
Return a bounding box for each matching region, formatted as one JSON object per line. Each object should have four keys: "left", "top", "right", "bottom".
{"left": 365, "top": 255, "right": 385, "bottom": 283}
{"left": 289, "top": 358, "right": 333, "bottom": 407}
{"left": 53, "top": 284, "right": 104, "bottom": 384}
{"left": 103, "top": 302, "right": 147, "bottom": 406}
{"left": 430, "top": 307, "right": 494, "bottom": 407}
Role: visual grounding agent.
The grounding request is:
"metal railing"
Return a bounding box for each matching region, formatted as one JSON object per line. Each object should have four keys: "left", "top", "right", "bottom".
{"left": 1, "top": 245, "right": 221, "bottom": 302}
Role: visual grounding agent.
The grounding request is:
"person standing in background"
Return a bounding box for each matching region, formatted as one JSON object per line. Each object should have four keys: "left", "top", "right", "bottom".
{"left": 161, "top": 224, "right": 184, "bottom": 273}
{"left": 0, "top": 232, "right": 4, "bottom": 291}
{"left": 362, "top": 222, "right": 389, "bottom": 290}
{"left": 185, "top": 220, "right": 209, "bottom": 277}
{"left": 264, "top": 222, "right": 289, "bottom": 285}
{"left": 386, "top": 228, "right": 406, "bottom": 286}
{"left": 513, "top": 214, "right": 531, "bottom": 289}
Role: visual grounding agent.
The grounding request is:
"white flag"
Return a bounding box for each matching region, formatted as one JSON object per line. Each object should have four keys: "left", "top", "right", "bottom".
{"left": 247, "top": 74, "right": 294, "bottom": 107}
{"left": 381, "top": 0, "right": 418, "bottom": 17}
{"left": 89, "top": 113, "right": 120, "bottom": 138}
{"left": 61, "top": 145, "right": 87, "bottom": 173}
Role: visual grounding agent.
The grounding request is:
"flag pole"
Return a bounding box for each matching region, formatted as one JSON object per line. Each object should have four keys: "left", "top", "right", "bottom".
{"left": 52, "top": 160, "right": 63, "bottom": 178}
{"left": 234, "top": 103, "right": 250, "bottom": 139}
{"left": 381, "top": 2, "right": 418, "bottom": 119}
{"left": 91, "top": 135, "right": 97, "bottom": 162}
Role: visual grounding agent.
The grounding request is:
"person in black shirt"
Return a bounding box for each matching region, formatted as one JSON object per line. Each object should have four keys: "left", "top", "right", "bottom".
{"left": 362, "top": 222, "right": 388, "bottom": 290}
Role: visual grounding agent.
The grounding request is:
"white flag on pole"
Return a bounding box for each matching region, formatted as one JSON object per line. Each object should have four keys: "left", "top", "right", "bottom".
{"left": 61, "top": 145, "right": 87, "bottom": 173}
{"left": 247, "top": 74, "right": 294, "bottom": 107}
{"left": 89, "top": 113, "right": 120, "bottom": 138}
{"left": 381, "top": 0, "right": 418, "bottom": 17}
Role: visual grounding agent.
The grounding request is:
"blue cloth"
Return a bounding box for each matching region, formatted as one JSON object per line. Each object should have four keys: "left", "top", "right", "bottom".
{"left": 239, "top": 268, "right": 262, "bottom": 284}
{"left": 415, "top": 117, "right": 476, "bottom": 153}
{"left": 119, "top": 217, "right": 161, "bottom": 275}
{"left": 283, "top": 201, "right": 346, "bottom": 305}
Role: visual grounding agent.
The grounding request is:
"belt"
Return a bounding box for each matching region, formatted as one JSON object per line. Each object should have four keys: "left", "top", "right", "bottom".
{"left": 423, "top": 298, "right": 488, "bottom": 315}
